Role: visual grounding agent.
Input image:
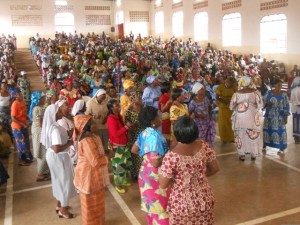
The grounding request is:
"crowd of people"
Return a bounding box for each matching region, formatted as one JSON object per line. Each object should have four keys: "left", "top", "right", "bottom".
{"left": 0, "top": 31, "right": 300, "bottom": 225}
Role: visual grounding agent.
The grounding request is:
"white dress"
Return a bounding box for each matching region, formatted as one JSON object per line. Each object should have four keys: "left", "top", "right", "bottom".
{"left": 46, "top": 124, "right": 76, "bottom": 206}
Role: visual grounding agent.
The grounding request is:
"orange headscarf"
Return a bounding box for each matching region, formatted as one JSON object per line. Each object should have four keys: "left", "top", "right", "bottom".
{"left": 73, "top": 115, "right": 92, "bottom": 141}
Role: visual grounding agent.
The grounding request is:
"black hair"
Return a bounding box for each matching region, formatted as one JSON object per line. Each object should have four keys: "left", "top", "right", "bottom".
{"left": 171, "top": 88, "right": 182, "bottom": 101}
{"left": 271, "top": 78, "right": 283, "bottom": 86}
{"left": 107, "top": 99, "right": 118, "bottom": 115}
{"left": 138, "top": 106, "right": 158, "bottom": 128}
{"left": 83, "top": 119, "right": 92, "bottom": 132}
{"left": 161, "top": 82, "right": 171, "bottom": 94}
{"left": 173, "top": 115, "right": 199, "bottom": 144}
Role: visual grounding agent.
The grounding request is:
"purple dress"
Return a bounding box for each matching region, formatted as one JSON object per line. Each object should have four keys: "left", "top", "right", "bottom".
{"left": 189, "top": 97, "right": 216, "bottom": 148}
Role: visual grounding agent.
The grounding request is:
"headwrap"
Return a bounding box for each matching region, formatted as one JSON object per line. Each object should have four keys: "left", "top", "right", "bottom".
{"left": 192, "top": 82, "right": 204, "bottom": 94}
{"left": 20, "top": 71, "right": 26, "bottom": 76}
{"left": 55, "top": 99, "right": 67, "bottom": 108}
{"left": 238, "top": 76, "right": 252, "bottom": 89}
{"left": 146, "top": 74, "right": 156, "bottom": 84}
{"left": 64, "top": 78, "right": 73, "bottom": 86}
{"left": 73, "top": 115, "right": 92, "bottom": 141}
{"left": 123, "top": 80, "right": 134, "bottom": 90}
{"left": 92, "top": 89, "right": 106, "bottom": 99}
{"left": 40, "top": 104, "right": 59, "bottom": 149}
{"left": 72, "top": 99, "right": 85, "bottom": 116}
{"left": 29, "top": 91, "right": 45, "bottom": 121}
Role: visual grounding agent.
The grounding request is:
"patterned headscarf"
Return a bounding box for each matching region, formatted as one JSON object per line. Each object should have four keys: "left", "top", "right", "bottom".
{"left": 238, "top": 76, "right": 252, "bottom": 89}
{"left": 29, "top": 91, "right": 45, "bottom": 121}
{"left": 46, "top": 89, "right": 57, "bottom": 101}
{"left": 73, "top": 114, "right": 92, "bottom": 141}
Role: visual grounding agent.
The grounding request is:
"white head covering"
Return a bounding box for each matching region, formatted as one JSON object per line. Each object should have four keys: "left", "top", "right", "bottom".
{"left": 40, "top": 104, "right": 59, "bottom": 149}
{"left": 72, "top": 99, "right": 85, "bottom": 116}
{"left": 192, "top": 82, "right": 204, "bottom": 94}
{"left": 146, "top": 75, "right": 156, "bottom": 84}
{"left": 92, "top": 89, "right": 106, "bottom": 99}
{"left": 55, "top": 99, "right": 67, "bottom": 108}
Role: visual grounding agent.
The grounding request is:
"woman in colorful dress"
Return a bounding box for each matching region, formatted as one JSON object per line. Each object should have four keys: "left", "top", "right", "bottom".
{"left": 74, "top": 115, "right": 110, "bottom": 225}
{"left": 159, "top": 116, "right": 219, "bottom": 225}
{"left": 11, "top": 92, "right": 33, "bottom": 166}
{"left": 215, "top": 77, "right": 237, "bottom": 143}
{"left": 0, "top": 81, "right": 13, "bottom": 140}
{"left": 120, "top": 80, "right": 134, "bottom": 117}
{"left": 158, "top": 82, "right": 172, "bottom": 144}
{"left": 189, "top": 82, "right": 216, "bottom": 148}
{"left": 17, "top": 71, "right": 31, "bottom": 109}
{"left": 107, "top": 99, "right": 132, "bottom": 193}
{"left": 124, "top": 92, "right": 143, "bottom": 181}
{"left": 41, "top": 104, "right": 77, "bottom": 219}
{"left": 131, "top": 106, "right": 170, "bottom": 225}
{"left": 263, "top": 79, "right": 290, "bottom": 152}
{"left": 230, "top": 76, "right": 263, "bottom": 161}
{"left": 59, "top": 78, "right": 80, "bottom": 107}
{"left": 170, "top": 88, "right": 189, "bottom": 142}
{"left": 29, "top": 91, "right": 49, "bottom": 180}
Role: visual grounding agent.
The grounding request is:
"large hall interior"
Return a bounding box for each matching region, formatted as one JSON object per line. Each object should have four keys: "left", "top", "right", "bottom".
{"left": 1, "top": 0, "right": 300, "bottom": 225}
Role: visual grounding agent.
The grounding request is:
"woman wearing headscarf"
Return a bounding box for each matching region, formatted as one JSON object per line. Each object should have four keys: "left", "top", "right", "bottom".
{"left": 131, "top": 106, "right": 170, "bottom": 225}
{"left": 11, "top": 92, "right": 33, "bottom": 166}
{"left": 214, "top": 77, "right": 237, "bottom": 144}
{"left": 45, "top": 89, "right": 58, "bottom": 107}
{"left": 107, "top": 99, "right": 132, "bottom": 193}
{"left": 189, "top": 82, "right": 216, "bottom": 148}
{"left": 120, "top": 79, "right": 134, "bottom": 117}
{"left": 72, "top": 99, "right": 86, "bottom": 116}
{"left": 230, "top": 76, "right": 263, "bottom": 161}
{"left": 290, "top": 73, "right": 300, "bottom": 143}
{"left": 29, "top": 91, "right": 50, "bottom": 180}
{"left": 142, "top": 74, "right": 161, "bottom": 109}
{"left": 59, "top": 78, "right": 79, "bottom": 107}
{"left": 73, "top": 115, "right": 109, "bottom": 225}
{"left": 17, "top": 71, "right": 31, "bottom": 108}
{"left": 85, "top": 89, "right": 110, "bottom": 151}
{"left": 263, "top": 79, "right": 290, "bottom": 152}
{"left": 41, "top": 104, "right": 77, "bottom": 219}
{"left": 0, "top": 81, "right": 13, "bottom": 141}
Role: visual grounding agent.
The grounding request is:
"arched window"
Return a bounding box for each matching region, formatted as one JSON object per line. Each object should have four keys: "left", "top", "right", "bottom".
{"left": 222, "top": 12, "right": 241, "bottom": 46}
{"left": 172, "top": 11, "right": 183, "bottom": 37}
{"left": 55, "top": 12, "right": 74, "bottom": 34}
{"left": 173, "top": 0, "right": 182, "bottom": 3}
{"left": 155, "top": 11, "right": 164, "bottom": 35}
{"left": 260, "top": 14, "right": 287, "bottom": 53}
{"left": 116, "top": 11, "right": 124, "bottom": 24}
{"left": 194, "top": 12, "right": 208, "bottom": 41}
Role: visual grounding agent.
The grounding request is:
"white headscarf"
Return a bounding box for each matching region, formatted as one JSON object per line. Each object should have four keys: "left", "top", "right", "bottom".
{"left": 92, "top": 89, "right": 106, "bottom": 99}
{"left": 192, "top": 82, "right": 204, "bottom": 94}
{"left": 55, "top": 99, "right": 67, "bottom": 108}
{"left": 40, "top": 104, "right": 59, "bottom": 149}
{"left": 72, "top": 99, "right": 85, "bottom": 116}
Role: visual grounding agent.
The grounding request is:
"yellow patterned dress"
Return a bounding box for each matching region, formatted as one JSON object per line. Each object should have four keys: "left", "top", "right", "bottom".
{"left": 170, "top": 104, "right": 189, "bottom": 141}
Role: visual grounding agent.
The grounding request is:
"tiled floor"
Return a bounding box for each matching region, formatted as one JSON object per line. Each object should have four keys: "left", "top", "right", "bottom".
{"left": 1, "top": 116, "right": 300, "bottom": 225}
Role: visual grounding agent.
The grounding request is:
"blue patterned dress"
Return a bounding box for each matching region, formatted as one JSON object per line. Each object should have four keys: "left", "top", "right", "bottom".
{"left": 263, "top": 91, "right": 290, "bottom": 150}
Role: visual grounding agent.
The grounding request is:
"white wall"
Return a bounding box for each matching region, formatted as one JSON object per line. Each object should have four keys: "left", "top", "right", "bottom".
{"left": 149, "top": 0, "right": 300, "bottom": 70}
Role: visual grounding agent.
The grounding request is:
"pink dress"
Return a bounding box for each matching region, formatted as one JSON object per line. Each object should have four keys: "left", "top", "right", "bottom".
{"left": 160, "top": 141, "right": 216, "bottom": 225}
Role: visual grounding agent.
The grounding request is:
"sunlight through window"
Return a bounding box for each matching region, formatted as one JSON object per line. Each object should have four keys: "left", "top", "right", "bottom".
{"left": 155, "top": 11, "right": 164, "bottom": 35}
{"left": 222, "top": 12, "right": 241, "bottom": 47}
{"left": 194, "top": 12, "right": 208, "bottom": 41}
{"left": 172, "top": 11, "right": 183, "bottom": 37}
{"left": 260, "top": 14, "right": 287, "bottom": 54}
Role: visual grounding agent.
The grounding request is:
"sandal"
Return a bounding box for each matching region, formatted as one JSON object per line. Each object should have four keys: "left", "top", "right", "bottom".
{"left": 251, "top": 156, "right": 256, "bottom": 161}
{"left": 239, "top": 155, "right": 245, "bottom": 161}
{"left": 122, "top": 182, "right": 132, "bottom": 187}
{"left": 58, "top": 210, "right": 76, "bottom": 219}
{"left": 115, "top": 186, "right": 126, "bottom": 194}
{"left": 56, "top": 206, "right": 71, "bottom": 214}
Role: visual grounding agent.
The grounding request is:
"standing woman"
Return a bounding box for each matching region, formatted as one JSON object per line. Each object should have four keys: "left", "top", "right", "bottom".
{"left": 263, "top": 79, "right": 290, "bottom": 152}
{"left": 131, "top": 106, "right": 170, "bottom": 225}
{"left": 74, "top": 115, "right": 110, "bottom": 225}
{"left": 214, "top": 77, "right": 237, "bottom": 144}
{"left": 158, "top": 82, "right": 172, "bottom": 143}
{"left": 230, "top": 76, "right": 263, "bottom": 161}
{"left": 159, "top": 116, "right": 219, "bottom": 225}
{"left": 107, "top": 99, "right": 132, "bottom": 193}
{"left": 189, "top": 83, "right": 216, "bottom": 148}
{"left": 29, "top": 91, "right": 49, "bottom": 180}
{"left": 0, "top": 81, "right": 13, "bottom": 140}
{"left": 142, "top": 75, "right": 161, "bottom": 109}
{"left": 120, "top": 80, "right": 134, "bottom": 117}
{"left": 41, "top": 104, "right": 77, "bottom": 218}
{"left": 170, "top": 88, "right": 189, "bottom": 142}
{"left": 11, "top": 92, "right": 33, "bottom": 166}
{"left": 290, "top": 76, "right": 300, "bottom": 143}
{"left": 17, "top": 71, "right": 31, "bottom": 109}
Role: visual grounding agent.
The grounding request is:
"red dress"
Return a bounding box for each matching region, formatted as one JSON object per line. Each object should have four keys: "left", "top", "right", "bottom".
{"left": 158, "top": 93, "right": 171, "bottom": 136}
{"left": 160, "top": 141, "right": 216, "bottom": 225}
